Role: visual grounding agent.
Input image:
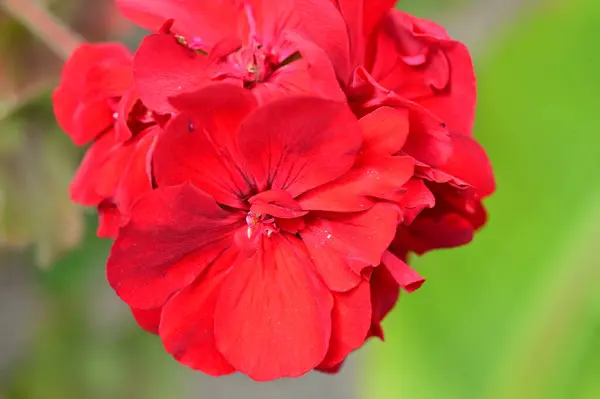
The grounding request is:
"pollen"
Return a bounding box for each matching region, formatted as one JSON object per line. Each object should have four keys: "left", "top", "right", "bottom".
{"left": 246, "top": 212, "right": 278, "bottom": 239}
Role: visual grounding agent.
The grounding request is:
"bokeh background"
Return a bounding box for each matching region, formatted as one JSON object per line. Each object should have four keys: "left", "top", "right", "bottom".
{"left": 1, "top": 0, "right": 599, "bottom": 398}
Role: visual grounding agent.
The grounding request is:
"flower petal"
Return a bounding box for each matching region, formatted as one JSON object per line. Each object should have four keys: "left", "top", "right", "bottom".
{"left": 397, "top": 178, "right": 436, "bottom": 224}
{"left": 70, "top": 129, "right": 120, "bottom": 206}
{"left": 97, "top": 201, "right": 122, "bottom": 238}
{"left": 435, "top": 134, "right": 496, "bottom": 198}
{"left": 238, "top": 97, "right": 361, "bottom": 197}
{"left": 301, "top": 204, "right": 400, "bottom": 291}
{"left": 252, "top": 33, "right": 346, "bottom": 104}
{"left": 368, "top": 265, "right": 400, "bottom": 340}
{"left": 107, "top": 183, "right": 244, "bottom": 309}
{"left": 215, "top": 234, "right": 333, "bottom": 381}
{"left": 381, "top": 250, "right": 425, "bottom": 293}
{"left": 318, "top": 279, "right": 371, "bottom": 368}
{"left": 53, "top": 43, "right": 132, "bottom": 145}
{"left": 359, "top": 106, "right": 410, "bottom": 157}
{"left": 114, "top": 127, "right": 158, "bottom": 215}
{"left": 116, "top": 0, "right": 238, "bottom": 45}
{"left": 154, "top": 84, "right": 258, "bottom": 208}
{"left": 159, "top": 249, "right": 238, "bottom": 376}
{"left": 133, "top": 34, "right": 209, "bottom": 114}
{"left": 258, "top": 0, "right": 351, "bottom": 81}
{"left": 298, "top": 155, "right": 414, "bottom": 212}
{"left": 131, "top": 306, "right": 162, "bottom": 334}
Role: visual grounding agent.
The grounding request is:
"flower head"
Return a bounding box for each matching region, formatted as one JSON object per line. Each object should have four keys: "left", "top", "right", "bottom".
{"left": 107, "top": 84, "right": 423, "bottom": 380}
{"left": 117, "top": 0, "right": 350, "bottom": 112}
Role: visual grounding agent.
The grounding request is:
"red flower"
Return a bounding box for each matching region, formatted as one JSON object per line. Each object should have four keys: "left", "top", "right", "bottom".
{"left": 116, "top": 0, "right": 350, "bottom": 112}
{"left": 52, "top": 43, "right": 132, "bottom": 145}
{"left": 324, "top": 3, "right": 495, "bottom": 254}
{"left": 107, "top": 84, "right": 423, "bottom": 380}
{"left": 53, "top": 43, "right": 169, "bottom": 237}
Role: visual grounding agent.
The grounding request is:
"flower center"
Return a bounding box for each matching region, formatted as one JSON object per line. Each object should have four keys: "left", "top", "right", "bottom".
{"left": 246, "top": 212, "right": 279, "bottom": 239}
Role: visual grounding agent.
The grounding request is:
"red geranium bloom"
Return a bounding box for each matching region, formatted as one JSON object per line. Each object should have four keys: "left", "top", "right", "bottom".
{"left": 53, "top": 43, "right": 169, "bottom": 237}
{"left": 107, "top": 84, "right": 423, "bottom": 380}
{"left": 325, "top": 2, "right": 495, "bottom": 252}
{"left": 116, "top": 0, "right": 350, "bottom": 112}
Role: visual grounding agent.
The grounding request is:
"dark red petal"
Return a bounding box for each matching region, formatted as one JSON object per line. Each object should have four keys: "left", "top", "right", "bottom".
{"left": 133, "top": 34, "right": 209, "bottom": 114}
{"left": 160, "top": 249, "right": 238, "bottom": 376}
{"left": 301, "top": 204, "right": 400, "bottom": 291}
{"left": 215, "top": 234, "right": 333, "bottom": 381}
{"left": 97, "top": 201, "right": 122, "bottom": 238}
{"left": 117, "top": 0, "right": 238, "bottom": 44}
{"left": 381, "top": 250, "right": 425, "bottom": 293}
{"left": 359, "top": 106, "right": 410, "bottom": 157}
{"left": 316, "top": 359, "right": 345, "bottom": 374}
{"left": 154, "top": 85, "right": 258, "bottom": 208}
{"left": 368, "top": 265, "right": 400, "bottom": 340}
{"left": 106, "top": 183, "right": 244, "bottom": 309}
{"left": 238, "top": 97, "right": 361, "bottom": 197}
{"left": 396, "top": 210, "right": 478, "bottom": 255}
{"left": 131, "top": 306, "right": 162, "bottom": 334}
{"left": 319, "top": 280, "right": 371, "bottom": 368}
{"left": 396, "top": 178, "right": 436, "bottom": 225}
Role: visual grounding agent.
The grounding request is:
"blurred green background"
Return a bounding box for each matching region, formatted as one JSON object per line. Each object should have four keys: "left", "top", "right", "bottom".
{"left": 1, "top": 0, "right": 599, "bottom": 398}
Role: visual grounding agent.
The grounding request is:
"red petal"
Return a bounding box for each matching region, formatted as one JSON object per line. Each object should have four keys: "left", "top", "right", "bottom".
{"left": 397, "top": 178, "right": 435, "bottom": 224}
{"left": 238, "top": 97, "right": 361, "bottom": 197}
{"left": 53, "top": 43, "right": 132, "bottom": 145}
{"left": 258, "top": 0, "right": 350, "bottom": 81}
{"left": 70, "top": 129, "right": 120, "bottom": 206}
{"left": 153, "top": 85, "right": 258, "bottom": 208}
{"left": 97, "top": 201, "right": 122, "bottom": 238}
{"left": 359, "top": 106, "right": 410, "bottom": 157}
{"left": 301, "top": 204, "right": 400, "bottom": 291}
{"left": 436, "top": 134, "right": 495, "bottom": 198}
{"left": 114, "top": 127, "right": 158, "bottom": 214}
{"left": 368, "top": 264, "right": 400, "bottom": 340}
{"left": 363, "top": 0, "right": 397, "bottom": 39}
{"left": 298, "top": 155, "right": 414, "bottom": 212}
{"left": 316, "top": 359, "right": 345, "bottom": 374}
{"left": 117, "top": 0, "right": 238, "bottom": 45}
{"left": 249, "top": 190, "right": 308, "bottom": 219}
{"left": 131, "top": 306, "right": 162, "bottom": 334}
{"left": 160, "top": 249, "right": 238, "bottom": 376}
{"left": 319, "top": 280, "right": 371, "bottom": 368}
{"left": 381, "top": 250, "right": 425, "bottom": 293}
{"left": 133, "top": 34, "right": 209, "bottom": 114}
{"left": 215, "top": 234, "right": 333, "bottom": 381}
{"left": 107, "top": 183, "right": 244, "bottom": 309}
{"left": 252, "top": 33, "right": 346, "bottom": 104}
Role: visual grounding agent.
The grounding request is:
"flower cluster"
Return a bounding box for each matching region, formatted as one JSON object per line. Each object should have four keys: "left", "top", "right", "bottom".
{"left": 52, "top": 0, "right": 495, "bottom": 381}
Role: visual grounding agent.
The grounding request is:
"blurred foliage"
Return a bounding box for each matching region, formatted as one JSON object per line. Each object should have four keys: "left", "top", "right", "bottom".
{"left": 364, "top": 0, "right": 600, "bottom": 398}
{"left": 0, "top": 95, "right": 84, "bottom": 266}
